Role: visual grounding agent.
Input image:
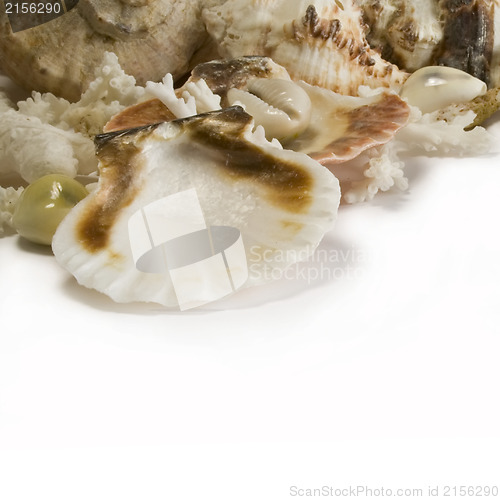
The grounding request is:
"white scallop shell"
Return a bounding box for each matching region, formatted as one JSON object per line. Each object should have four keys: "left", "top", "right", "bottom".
{"left": 52, "top": 107, "right": 340, "bottom": 307}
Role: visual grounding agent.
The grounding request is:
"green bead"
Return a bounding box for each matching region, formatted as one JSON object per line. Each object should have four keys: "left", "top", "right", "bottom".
{"left": 12, "top": 174, "right": 88, "bottom": 245}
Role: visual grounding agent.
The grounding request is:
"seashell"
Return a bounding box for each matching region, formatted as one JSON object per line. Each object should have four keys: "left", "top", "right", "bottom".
{"left": 225, "top": 75, "right": 411, "bottom": 165}
{"left": 199, "top": 58, "right": 410, "bottom": 162}
{"left": 102, "top": 55, "right": 410, "bottom": 208}
{"left": 186, "top": 56, "right": 293, "bottom": 98}
{"left": 290, "top": 83, "right": 411, "bottom": 166}
{"left": 201, "top": 0, "right": 408, "bottom": 96}
{"left": 226, "top": 78, "right": 313, "bottom": 141}
{"left": 400, "top": 66, "right": 487, "bottom": 114}
{"left": 103, "top": 99, "right": 176, "bottom": 133}
{"left": 0, "top": 0, "right": 209, "bottom": 101}
{"left": 52, "top": 107, "right": 340, "bottom": 307}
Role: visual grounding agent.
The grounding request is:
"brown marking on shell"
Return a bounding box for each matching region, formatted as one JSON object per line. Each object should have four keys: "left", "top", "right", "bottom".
{"left": 280, "top": 220, "right": 304, "bottom": 235}
{"left": 76, "top": 128, "right": 151, "bottom": 253}
{"left": 298, "top": 5, "right": 343, "bottom": 41}
{"left": 293, "top": 5, "right": 376, "bottom": 68}
{"left": 183, "top": 107, "right": 314, "bottom": 214}
{"left": 76, "top": 107, "right": 315, "bottom": 255}
{"left": 400, "top": 20, "right": 419, "bottom": 51}
{"left": 104, "top": 99, "right": 176, "bottom": 132}
{"left": 186, "top": 56, "right": 291, "bottom": 105}
{"left": 190, "top": 57, "right": 279, "bottom": 95}
{"left": 309, "top": 93, "right": 410, "bottom": 165}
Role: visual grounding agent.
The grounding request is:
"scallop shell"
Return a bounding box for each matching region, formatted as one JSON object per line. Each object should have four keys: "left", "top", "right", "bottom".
{"left": 202, "top": 0, "right": 408, "bottom": 95}
{"left": 101, "top": 56, "right": 410, "bottom": 208}
{"left": 289, "top": 83, "right": 411, "bottom": 165}
{"left": 52, "top": 107, "right": 340, "bottom": 307}
{"left": 104, "top": 98, "right": 176, "bottom": 133}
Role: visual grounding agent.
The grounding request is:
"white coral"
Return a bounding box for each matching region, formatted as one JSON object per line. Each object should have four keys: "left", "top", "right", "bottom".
{"left": 247, "top": 124, "right": 283, "bottom": 150}
{"left": 77, "top": 52, "right": 145, "bottom": 108}
{"left": 0, "top": 52, "right": 146, "bottom": 183}
{"left": 146, "top": 73, "right": 222, "bottom": 118}
{"left": 17, "top": 52, "right": 146, "bottom": 137}
{"left": 398, "top": 108, "right": 493, "bottom": 155}
{"left": 344, "top": 152, "right": 407, "bottom": 203}
{"left": 342, "top": 103, "right": 494, "bottom": 203}
{"left": 146, "top": 73, "right": 197, "bottom": 118}
{"left": 181, "top": 79, "right": 221, "bottom": 114}
{"left": 0, "top": 110, "right": 96, "bottom": 182}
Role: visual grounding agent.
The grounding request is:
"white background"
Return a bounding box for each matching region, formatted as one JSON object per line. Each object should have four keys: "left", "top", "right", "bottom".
{"left": 1, "top": 72, "right": 500, "bottom": 499}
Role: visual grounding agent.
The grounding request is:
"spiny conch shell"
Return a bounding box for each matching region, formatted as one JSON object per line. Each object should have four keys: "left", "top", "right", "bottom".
{"left": 358, "top": 0, "right": 496, "bottom": 86}
{"left": 201, "top": 0, "right": 408, "bottom": 96}
{"left": 358, "top": 0, "right": 445, "bottom": 72}
{"left": 0, "top": 1, "right": 209, "bottom": 101}
{"left": 52, "top": 107, "right": 340, "bottom": 307}
{"left": 400, "top": 66, "right": 487, "bottom": 114}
